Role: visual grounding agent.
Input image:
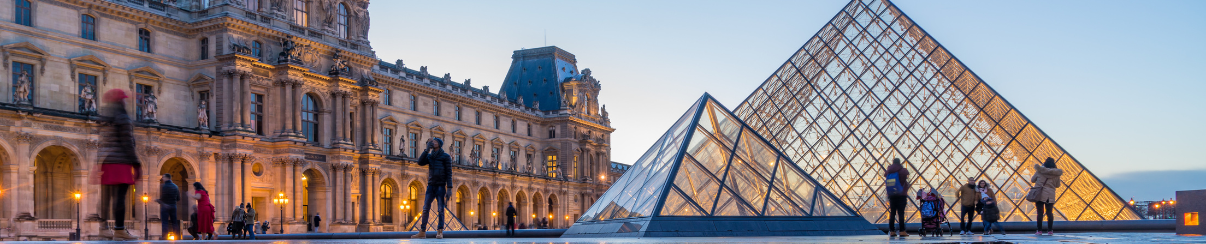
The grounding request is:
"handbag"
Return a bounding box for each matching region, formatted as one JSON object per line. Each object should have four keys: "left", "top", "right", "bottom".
{"left": 1025, "top": 177, "right": 1049, "bottom": 202}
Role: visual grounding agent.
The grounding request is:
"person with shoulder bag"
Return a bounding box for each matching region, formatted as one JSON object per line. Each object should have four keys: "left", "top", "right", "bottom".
{"left": 884, "top": 158, "right": 911, "bottom": 237}
{"left": 1027, "top": 157, "right": 1063, "bottom": 235}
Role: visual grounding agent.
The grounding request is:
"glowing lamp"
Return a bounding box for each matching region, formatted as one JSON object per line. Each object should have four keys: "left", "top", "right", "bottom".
{"left": 492, "top": 212, "right": 497, "bottom": 216}
{"left": 142, "top": 194, "right": 149, "bottom": 203}
{"left": 532, "top": 214, "right": 536, "bottom": 218}
{"left": 167, "top": 233, "right": 176, "bottom": 240}
{"left": 470, "top": 211, "right": 475, "bottom": 216}
{"left": 73, "top": 193, "right": 82, "bottom": 201}
{"left": 302, "top": 176, "right": 307, "bottom": 181}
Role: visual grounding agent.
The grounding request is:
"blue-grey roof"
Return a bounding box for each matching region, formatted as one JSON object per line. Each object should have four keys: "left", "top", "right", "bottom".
{"left": 499, "top": 46, "right": 580, "bottom": 111}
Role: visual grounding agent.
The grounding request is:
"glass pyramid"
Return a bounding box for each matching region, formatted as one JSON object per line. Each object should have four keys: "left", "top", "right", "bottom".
{"left": 405, "top": 207, "right": 467, "bottom": 231}
{"left": 566, "top": 94, "right": 879, "bottom": 237}
{"left": 732, "top": 0, "right": 1139, "bottom": 224}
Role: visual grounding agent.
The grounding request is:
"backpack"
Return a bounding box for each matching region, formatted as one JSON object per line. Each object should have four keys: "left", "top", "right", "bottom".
{"left": 885, "top": 172, "right": 905, "bottom": 196}
{"left": 920, "top": 201, "right": 938, "bottom": 218}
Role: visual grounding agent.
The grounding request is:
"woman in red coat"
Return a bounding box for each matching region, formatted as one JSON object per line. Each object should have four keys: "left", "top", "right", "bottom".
{"left": 190, "top": 182, "right": 216, "bottom": 240}
{"left": 96, "top": 89, "right": 141, "bottom": 241}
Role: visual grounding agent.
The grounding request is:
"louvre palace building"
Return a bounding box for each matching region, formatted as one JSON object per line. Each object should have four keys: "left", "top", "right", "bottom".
{"left": 0, "top": 0, "right": 620, "bottom": 240}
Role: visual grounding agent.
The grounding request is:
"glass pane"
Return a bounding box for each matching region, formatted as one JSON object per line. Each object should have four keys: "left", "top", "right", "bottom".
{"left": 659, "top": 187, "right": 704, "bottom": 216}
{"left": 673, "top": 157, "right": 720, "bottom": 214}
{"left": 712, "top": 187, "right": 756, "bottom": 216}
{"left": 735, "top": 129, "right": 778, "bottom": 176}
{"left": 725, "top": 157, "right": 769, "bottom": 212}
{"left": 709, "top": 103, "right": 742, "bottom": 145}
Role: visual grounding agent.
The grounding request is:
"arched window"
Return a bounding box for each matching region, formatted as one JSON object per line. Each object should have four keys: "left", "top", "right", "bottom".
{"left": 302, "top": 94, "right": 319, "bottom": 142}
{"left": 380, "top": 183, "right": 394, "bottom": 223}
{"left": 408, "top": 184, "right": 421, "bottom": 219}
{"left": 81, "top": 15, "right": 96, "bottom": 40}
{"left": 15, "top": 0, "right": 32, "bottom": 26}
{"left": 200, "top": 38, "right": 209, "bottom": 60}
{"left": 337, "top": 3, "right": 349, "bottom": 38}
{"left": 138, "top": 28, "right": 152, "bottom": 53}
{"left": 251, "top": 41, "right": 262, "bottom": 59}
{"left": 293, "top": 0, "right": 308, "bottom": 27}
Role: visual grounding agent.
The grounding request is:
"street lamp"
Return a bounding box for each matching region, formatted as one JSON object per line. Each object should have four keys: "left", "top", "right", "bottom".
{"left": 142, "top": 194, "right": 149, "bottom": 240}
{"left": 73, "top": 192, "right": 82, "bottom": 241}
{"left": 273, "top": 192, "right": 288, "bottom": 234}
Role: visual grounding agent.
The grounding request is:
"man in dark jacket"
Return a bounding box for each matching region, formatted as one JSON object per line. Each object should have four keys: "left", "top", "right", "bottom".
{"left": 312, "top": 213, "right": 322, "bottom": 233}
{"left": 884, "top": 158, "right": 910, "bottom": 237}
{"left": 412, "top": 138, "right": 453, "bottom": 239}
{"left": 506, "top": 202, "right": 517, "bottom": 236}
{"left": 157, "top": 174, "right": 181, "bottom": 240}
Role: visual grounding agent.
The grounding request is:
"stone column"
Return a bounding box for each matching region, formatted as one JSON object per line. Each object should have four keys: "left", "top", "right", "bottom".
{"left": 241, "top": 157, "right": 252, "bottom": 204}
{"left": 330, "top": 165, "right": 340, "bottom": 221}
{"left": 358, "top": 168, "right": 368, "bottom": 225}
{"left": 332, "top": 93, "right": 343, "bottom": 143}
{"left": 240, "top": 73, "right": 251, "bottom": 129}
{"left": 278, "top": 81, "right": 289, "bottom": 136}
{"left": 371, "top": 103, "right": 379, "bottom": 147}
{"left": 231, "top": 73, "right": 242, "bottom": 130}
{"left": 291, "top": 161, "right": 302, "bottom": 222}
{"left": 292, "top": 82, "right": 302, "bottom": 134}
{"left": 343, "top": 96, "right": 352, "bottom": 143}
{"left": 223, "top": 72, "right": 235, "bottom": 130}
{"left": 345, "top": 166, "right": 353, "bottom": 222}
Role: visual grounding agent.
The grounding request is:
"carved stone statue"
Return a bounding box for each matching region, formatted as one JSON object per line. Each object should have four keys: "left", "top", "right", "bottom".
{"left": 328, "top": 50, "right": 350, "bottom": 76}
{"left": 13, "top": 71, "right": 30, "bottom": 104}
{"left": 419, "top": 66, "right": 428, "bottom": 77}
{"left": 198, "top": 100, "right": 210, "bottom": 129}
{"left": 142, "top": 93, "right": 158, "bottom": 122}
{"left": 532, "top": 100, "right": 540, "bottom": 110}
{"left": 269, "top": 0, "right": 286, "bottom": 12}
{"left": 394, "top": 59, "right": 404, "bottom": 69}
{"left": 352, "top": 1, "right": 370, "bottom": 39}
{"left": 321, "top": 0, "right": 338, "bottom": 29}
{"left": 80, "top": 85, "right": 97, "bottom": 113}
{"left": 278, "top": 35, "right": 298, "bottom": 64}
{"left": 601, "top": 104, "right": 609, "bottom": 118}
{"left": 463, "top": 79, "right": 471, "bottom": 88}
{"left": 442, "top": 73, "right": 451, "bottom": 82}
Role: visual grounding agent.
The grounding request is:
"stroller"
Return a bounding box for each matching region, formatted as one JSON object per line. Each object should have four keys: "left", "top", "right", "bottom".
{"left": 916, "top": 189, "right": 952, "bottom": 237}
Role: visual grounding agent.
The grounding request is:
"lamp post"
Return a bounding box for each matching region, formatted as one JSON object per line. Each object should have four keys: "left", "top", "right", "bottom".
{"left": 73, "top": 192, "right": 81, "bottom": 241}
{"left": 141, "top": 194, "right": 149, "bottom": 240}
{"left": 273, "top": 192, "right": 288, "bottom": 234}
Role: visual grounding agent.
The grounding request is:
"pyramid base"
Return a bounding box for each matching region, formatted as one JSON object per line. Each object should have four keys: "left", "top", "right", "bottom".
{"left": 562, "top": 216, "right": 882, "bottom": 237}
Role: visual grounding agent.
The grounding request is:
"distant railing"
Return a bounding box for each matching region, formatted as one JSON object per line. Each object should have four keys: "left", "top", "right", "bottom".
{"left": 382, "top": 226, "right": 395, "bottom": 232}
{"left": 36, "top": 219, "right": 72, "bottom": 230}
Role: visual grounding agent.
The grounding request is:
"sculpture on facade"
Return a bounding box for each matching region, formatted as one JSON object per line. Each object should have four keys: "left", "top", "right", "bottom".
{"left": 394, "top": 59, "right": 404, "bottom": 69}
{"left": 278, "top": 35, "right": 300, "bottom": 64}
{"left": 463, "top": 79, "right": 471, "bottom": 88}
{"left": 601, "top": 104, "right": 608, "bottom": 119}
{"left": 142, "top": 93, "right": 158, "bottom": 122}
{"left": 80, "top": 85, "right": 97, "bottom": 113}
{"left": 321, "top": 0, "right": 338, "bottom": 29}
{"left": 329, "top": 50, "right": 351, "bottom": 76}
{"left": 198, "top": 100, "right": 210, "bottom": 129}
{"left": 352, "top": 1, "right": 370, "bottom": 40}
{"left": 269, "top": 0, "right": 286, "bottom": 12}
{"left": 231, "top": 36, "right": 252, "bottom": 55}
{"left": 13, "top": 71, "right": 30, "bottom": 104}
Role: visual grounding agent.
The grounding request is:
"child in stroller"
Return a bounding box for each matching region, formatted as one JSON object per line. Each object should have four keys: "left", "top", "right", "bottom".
{"left": 917, "top": 188, "right": 951, "bottom": 237}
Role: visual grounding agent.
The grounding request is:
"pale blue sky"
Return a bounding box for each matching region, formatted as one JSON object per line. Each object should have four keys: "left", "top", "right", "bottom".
{"left": 368, "top": 0, "right": 1206, "bottom": 200}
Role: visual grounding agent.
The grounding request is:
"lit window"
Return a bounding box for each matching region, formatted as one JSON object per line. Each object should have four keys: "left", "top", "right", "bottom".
{"left": 546, "top": 155, "right": 558, "bottom": 178}
{"left": 293, "top": 0, "right": 308, "bottom": 27}
{"left": 1188, "top": 212, "right": 1200, "bottom": 226}
{"left": 380, "top": 183, "right": 394, "bottom": 223}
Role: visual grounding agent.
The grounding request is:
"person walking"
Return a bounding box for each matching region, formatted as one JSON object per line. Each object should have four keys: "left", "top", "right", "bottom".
{"left": 190, "top": 182, "right": 216, "bottom": 240}
{"left": 976, "top": 181, "right": 1003, "bottom": 235}
{"left": 187, "top": 206, "right": 200, "bottom": 240}
{"left": 411, "top": 138, "right": 453, "bottom": 239}
{"left": 312, "top": 213, "right": 322, "bottom": 233}
{"left": 230, "top": 204, "right": 246, "bottom": 239}
{"left": 157, "top": 174, "right": 181, "bottom": 240}
{"left": 505, "top": 202, "right": 517, "bottom": 237}
{"left": 94, "top": 89, "right": 142, "bottom": 241}
{"left": 244, "top": 203, "right": 257, "bottom": 239}
{"left": 1029, "top": 157, "right": 1063, "bottom": 235}
{"left": 884, "top": 158, "right": 911, "bottom": 237}
{"left": 956, "top": 177, "right": 977, "bottom": 235}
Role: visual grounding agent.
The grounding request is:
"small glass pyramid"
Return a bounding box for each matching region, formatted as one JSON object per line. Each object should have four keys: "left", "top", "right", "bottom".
{"left": 405, "top": 206, "right": 467, "bottom": 231}
{"left": 567, "top": 94, "right": 878, "bottom": 237}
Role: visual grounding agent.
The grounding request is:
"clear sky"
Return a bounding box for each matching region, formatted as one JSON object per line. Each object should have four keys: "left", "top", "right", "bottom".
{"left": 368, "top": 0, "right": 1206, "bottom": 200}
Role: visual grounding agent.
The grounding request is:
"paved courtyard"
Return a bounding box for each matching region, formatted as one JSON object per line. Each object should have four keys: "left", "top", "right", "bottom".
{"left": 29, "top": 232, "right": 1206, "bottom": 243}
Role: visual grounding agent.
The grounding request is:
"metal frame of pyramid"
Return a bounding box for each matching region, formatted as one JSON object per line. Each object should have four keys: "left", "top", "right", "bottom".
{"left": 405, "top": 206, "right": 467, "bottom": 231}
{"left": 732, "top": 0, "right": 1139, "bottom": 224}
{"left": 563, "top": 94, "right": 881, "bottom": 237}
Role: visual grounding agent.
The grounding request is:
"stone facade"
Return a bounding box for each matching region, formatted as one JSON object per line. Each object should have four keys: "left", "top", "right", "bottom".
{"left": 0, "top": 0, "right": 619, "bottom": 240}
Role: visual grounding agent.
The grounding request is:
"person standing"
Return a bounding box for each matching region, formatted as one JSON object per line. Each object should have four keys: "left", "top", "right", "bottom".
{"left": 190, "top": 182, "right": 216, "bottom": 240}
{"left": 1030, "top": 158, "right": 1063, "bottom": 235}
{"left": 976, "top": 181, "right": 1002, "bottom": 235}
{"left": 505, "top": 202, "right": 517, "bottom": 237}
{"left": 312, "top": 213, "right": 322, "bottom": 233}
{"left": 244, "top": 203, "right": 257, "bottom": 240}
{"left": 884, "top": 158, "right": 910, "bottom": 237}
{"left": 157, "top": 174, "right": 181, "bottom": 240}
{"left": 956, "top": 177, "right": 977, "bottom": 235}
{"left": 94, "top": 89, "right": 142, "bottom": 241}
{"left": 231, "top": 204, "right": 246, "bottom": 239}
{"left": 411, "top": 138, "right": 453, "bottom": 239}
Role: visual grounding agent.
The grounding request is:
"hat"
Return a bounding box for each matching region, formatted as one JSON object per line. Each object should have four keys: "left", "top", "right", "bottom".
{"left": 103, "top": 89, "right": 128, "bottom": 103}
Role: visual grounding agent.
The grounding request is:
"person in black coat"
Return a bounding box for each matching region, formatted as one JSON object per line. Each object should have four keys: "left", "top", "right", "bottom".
{"left": 157, "top": 174, "right": 181, "bottom": 240}
{"left": 506, "top": 202, "right": 517, "bottom": 236}
{"left": 312, "top": 213, "right": 322, "bottom": 233}
{"left": 411, "top": 138, "right": 453, "bottom": 239}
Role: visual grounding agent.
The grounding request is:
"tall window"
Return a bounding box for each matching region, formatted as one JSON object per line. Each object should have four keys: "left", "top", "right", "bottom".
{"left": 78, "top": 74, "right": 97, "bottom": 114}
{"left": 454, "top": 106, "right": 462, "bottom": 121}
{"left": 251, "top": 41, "right": 262, "bottom": 59}
{"left": 571, "top": 156, "right": 579, "bottom": 179}
{"left": 10, "top": 62, "right": 34, "bottom": 104}
{"left": 511, "top": 119, "right": 517, "bottom": 133}
{"left": 407, "top": 132, "right": 418, "bottom": 157}
{"left": 200, "top": 38, "right": 209, "bottom": 60}
{"left": 527, "top": 123, "right": 532, "bottom": 136}
{"left": 293, "top": 0, "right": 308, "bottom": 26}
{"left": 433, "top": 101, "right": 440, "bottom": 116}
{"left": 135, "top": 84, "right": 153, "bottom": 120}
{"left": 472, "top": 144, "right": 482, "bottom": 166}
{"left": 410, "top": 95, "right": 417, "bottom": 111}
{"left": 494, "top": 115, "right": 500, "bottom": 129}
{"left": 251, "top": 93, "right": 265, "bottom": 135}
{"left": 548, "top": 127, "right": 556, "bottom": 138}
{"left": 138, "top": 29, "right": 152, "bottom": 53}
{"left": 381, "top": 89, "right": 391, "bottom": 105}
{"left": 302, "top": 94, "right": 319, "bottom": 142}
{"left": 474, "top": 111, "right": 481, "bottom": 125}
{"left": 380, "top": 184, "right": 393, "bottom": 223}
{"left": 383, "top": 128, "right": 394, "bottom": 155}
{"left": 546, "top": 155, "right": 558, "bottom": 178}
{"left": 81, "top": 15, "right": 96, "bottom": 40}
{"left": 336, "top": 3, "right": 349, "bottom": 38}
{"left": 452, "top": 141, "right": 462, "bottom": 163}
{"left": 15, "top": 0, "right": 32, "bottom": 26}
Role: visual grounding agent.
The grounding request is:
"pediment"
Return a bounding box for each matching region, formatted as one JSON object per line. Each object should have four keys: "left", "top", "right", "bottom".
{"left": 2, "top": 42, "right": 48, "bottom": 57}
{"left": 430, "top": 125, "right": 446, "bottom": 134}
{"left": 405, "top": 121, "right": 423, "bottom": 130}
{"left": 69, "top": 55, "right": 110, "bottom": 69}
{"left": 471, "top": 134, "right": 486, "bottom": 142}
{"left": 128, "top": 66, "right": 164, "bottom": 80}
{"left": 379, "top": 116, "right": 399, "bottom": 125}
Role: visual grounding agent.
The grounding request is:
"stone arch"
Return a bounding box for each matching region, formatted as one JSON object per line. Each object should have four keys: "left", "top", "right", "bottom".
{"left": 404, "top": 180, "right": 424, "bottom": 223}
{"left": 547, "top": 193, "right": 560, "bottom": 228}
{"left": 476, "top": 186, "right": 491, "bottom": 228}
{"left": 28, "top": 139, "right": 85, "bottom": 169}
{"left": 496, "top": 188, "right": 510, "bottom": 228}
{"left": 159, "top": 157, "right": 194, "bottom": 222}
{"left": 515, "top": 190, "right": 528, "bottom": 226}
{"left": 379, "top": 178, "right": 398, "bottom": 224}
{"left": 454, "top": 185, "right": 470, "bottom": 223}
{"left": 33, "top": 145, "right": 80, "bottom": 219}
{"left": 301, "top": 168, "right": 328, "bottom": 232}
{"left": 533, "top": 192, "right": 544, "bottom": 228}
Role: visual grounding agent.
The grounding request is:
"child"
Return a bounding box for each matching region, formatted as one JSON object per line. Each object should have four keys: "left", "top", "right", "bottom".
{"left": 980, "top": 197, "right": 1004, "bottom": 235}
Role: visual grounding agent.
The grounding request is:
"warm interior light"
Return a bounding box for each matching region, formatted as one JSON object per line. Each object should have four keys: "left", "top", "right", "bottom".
{"left": 302, "top": 176, "right": 307, "bottom": 181}
{"left": 1187, "top": 212, "right": 1199, "bottom": 226}
{"left": 565, "top": 215, "right": 569, "bottom": 220}
{"left": 167, "top": 233, "right": 176, "bottom": 240}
